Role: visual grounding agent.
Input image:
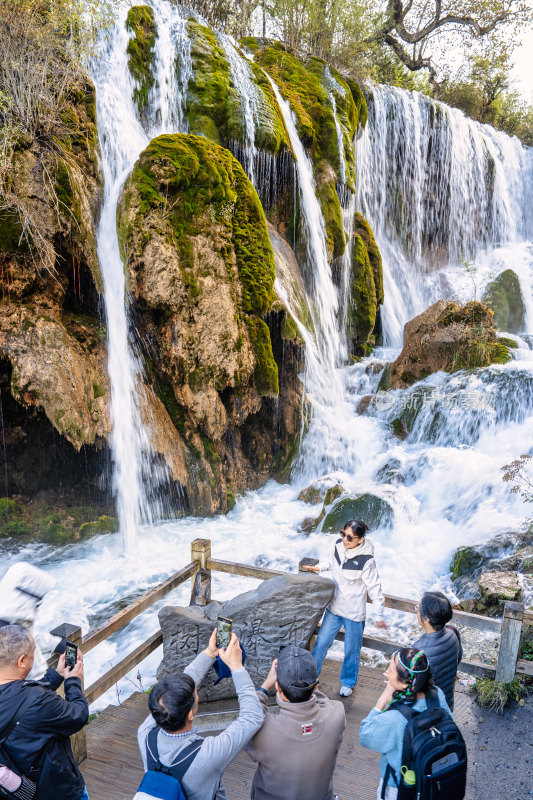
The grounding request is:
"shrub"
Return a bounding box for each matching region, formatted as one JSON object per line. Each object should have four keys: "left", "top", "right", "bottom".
{"left": 470, "top": 676, "right": 528, "bottom": 713}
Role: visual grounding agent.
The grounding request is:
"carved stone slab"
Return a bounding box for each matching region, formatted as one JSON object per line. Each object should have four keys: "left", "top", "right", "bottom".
{"left": 156, "top": 573, "right": 335, "bottom": 701}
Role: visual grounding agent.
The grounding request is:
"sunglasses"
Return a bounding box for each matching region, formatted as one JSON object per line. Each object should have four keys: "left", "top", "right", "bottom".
{"left": 339, "top": 530, "right": 355, "bottom": 542}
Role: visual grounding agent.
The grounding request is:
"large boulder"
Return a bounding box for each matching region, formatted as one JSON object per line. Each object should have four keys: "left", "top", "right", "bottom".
{"left": 322, "top": 494, "right": 394, "bottom": 532}
{"left": 390, "top": 300, "right": 511, "bottom": 389}
{"left": 157, "top": 574, "right": 335, "bottom": 701}
{"left": 477, "top": 571, "right": 521, "bottom": 604}
{"left": 482, "top": 269, "right": 525, "bottom": 333}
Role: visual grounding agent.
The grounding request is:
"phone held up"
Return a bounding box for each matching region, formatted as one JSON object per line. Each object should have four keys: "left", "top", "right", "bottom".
{"left": 65, "top": 641, "right": 78, "bottom": 670}
{"left": 216, "top": 616, "right": 233, "bottom": 649}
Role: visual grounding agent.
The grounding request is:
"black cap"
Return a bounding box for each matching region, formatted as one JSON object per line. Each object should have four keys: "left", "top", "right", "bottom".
{"left": 276, "top": 645, "right": 318, "bottom": 691}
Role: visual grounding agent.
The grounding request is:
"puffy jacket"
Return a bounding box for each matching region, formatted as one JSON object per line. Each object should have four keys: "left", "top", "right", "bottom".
{"left": 0, "top": 668, "right": 88, "bottom": 800}
{"left": 413, "top": 626, "right": 463, "bottom": 710}
{"left": 0, "top": 564, "right": 61, "bottom": 679}
{"left": 317, "top": 537, "right": 385, "bottom": 622}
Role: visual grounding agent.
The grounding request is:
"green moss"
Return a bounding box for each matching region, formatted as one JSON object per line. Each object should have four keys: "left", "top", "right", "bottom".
{"left": 489, "top": 342, "right": 512, "bottom": 364}
{"left": 347, "top": 233, "right": 377, "bottom": 346}
{"left": 126, "top": 5, "right": 157, "bottom": 115}
{"left": 0, "top": 521, "right": 30, "bottom": 537}
{"left": 92, "top": 382, "right": 105, "bottom": 399}
{"left": 450, "top": 545, "right": 485, "bottom": 580}
{"left": 79, "top": 515, "right": 119, "bottom": 537}
{"left": 322, "top": 494, "right": 394, "bottom": 532}
{"left": 246, "top": 316, "right": 279, "bottom": 396}
{"left": 482, "top": 269, "right": 525, "bottom": 333}
{"left": 280, "top": 310, "right": 299, "bottom": 341}
{"left": 317, "top": 175, "right": 345, "bottom": 260}
{"left": 497, "top": 336, "right": 519, "bottom": 349}
{"left": 226, "top": 489, "right": 236, "bottom": 511}
{"left": 345, "top": 78, "right": 368, "bottom": 129}
{"left": 354, "top": 213, "right": 383, "bottom": 304}
{"left": 187, "top": 21, "right": 233, "bottom": 143}
{"left": 0, "top": 498, "right": 23, "bottom": 521}
{"left": 324, "top": 484, "right": 344, "bottom": 506}
{"left": 253, "top": 43, "right": 353, "bottom": 174}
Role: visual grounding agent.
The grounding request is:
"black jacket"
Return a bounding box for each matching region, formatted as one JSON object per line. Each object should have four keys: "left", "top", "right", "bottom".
{"left": 413, "top": 626, "right": 463, "bottom": 710}
{"left": 0, "top": 667, "right": 88, "bottom": 800}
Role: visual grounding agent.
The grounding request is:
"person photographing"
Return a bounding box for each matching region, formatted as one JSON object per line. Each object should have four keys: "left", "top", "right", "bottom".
{"left": 302, "top": 518, "right": 387, "bottom": 697}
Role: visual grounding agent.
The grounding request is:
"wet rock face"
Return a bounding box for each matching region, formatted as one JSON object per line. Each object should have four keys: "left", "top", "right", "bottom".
{"left": 389, "top": 300, "right": 512, "bottom": 389}
{"left": 157, "top": 574, "right": 335, "bottom": 701}
{"left": 118, "top": 134, "right": 303, "bottom": 514}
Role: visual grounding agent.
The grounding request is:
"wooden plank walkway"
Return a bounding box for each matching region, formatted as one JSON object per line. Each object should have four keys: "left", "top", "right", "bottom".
{"left": 81, "top": 659, "right": 479, "bottom": 800}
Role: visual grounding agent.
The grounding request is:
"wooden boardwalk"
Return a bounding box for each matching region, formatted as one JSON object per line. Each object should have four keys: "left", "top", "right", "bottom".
{"left": 81, "top": 659, "right": 480, "bottom": 800}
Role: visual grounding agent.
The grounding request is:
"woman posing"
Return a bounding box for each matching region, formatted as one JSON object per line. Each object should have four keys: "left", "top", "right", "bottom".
{"left": 302, "top": 519, "right": 387, "bottom": 697}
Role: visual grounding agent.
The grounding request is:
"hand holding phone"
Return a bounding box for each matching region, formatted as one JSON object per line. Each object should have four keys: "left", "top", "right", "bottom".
{"left": 216, "top": 616, "right": 233, "bottom": 649}
{"left": 65, "top": 641, "right": 78, "bottom": 670}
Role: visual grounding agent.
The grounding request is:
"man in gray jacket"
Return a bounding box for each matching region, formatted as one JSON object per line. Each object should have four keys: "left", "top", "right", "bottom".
{"left": 246, "top": 645, "right": 345, "bottom": 800}
{"left": 137, "top": 631, "right": 263, "bottom": 800}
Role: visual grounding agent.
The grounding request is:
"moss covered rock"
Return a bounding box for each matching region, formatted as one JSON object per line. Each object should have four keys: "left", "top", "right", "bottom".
{"left": 249, "top": 41, "right": 360, "bottom": 260}
{"left": 346, "top": 214, "right": 383, "bottom": 357}
{"left": 79, "top": 515, "right": 119, "bottom": 537}
{"left": 118, "top": 133, "right": 302, "bottom": 514}
{"left": 322, "top": 494, "right": 394, "bottom": 532}
{"left": 482, "top": 269, "right": 525, "bottom": 333}
{"left": 390, "top": 300, "right": 511, "bottom": 389}
{"left": 126, "top": 5, "right": 157, "bottom": 118}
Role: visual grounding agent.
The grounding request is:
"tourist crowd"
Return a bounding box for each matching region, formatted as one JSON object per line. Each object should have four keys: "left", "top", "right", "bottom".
{"left": 0, "top": 520, "right": 465, "bottom": 800}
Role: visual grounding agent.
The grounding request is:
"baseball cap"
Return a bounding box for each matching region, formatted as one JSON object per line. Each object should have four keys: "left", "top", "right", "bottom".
{"left": 276, "top": 645, "right": 318, "bottom": 691}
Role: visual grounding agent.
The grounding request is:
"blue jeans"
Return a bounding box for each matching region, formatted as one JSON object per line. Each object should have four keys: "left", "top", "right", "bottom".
{"left": 312, "top": 608, "right": 365, "bottom": 688}
{"left": 79, "top": 789, "right": 90, "bottom": 800}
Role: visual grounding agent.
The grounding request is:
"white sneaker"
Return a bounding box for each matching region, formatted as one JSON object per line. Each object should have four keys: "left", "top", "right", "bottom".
{"left": 339, "top": 685, "right": 353, "bottom": 697}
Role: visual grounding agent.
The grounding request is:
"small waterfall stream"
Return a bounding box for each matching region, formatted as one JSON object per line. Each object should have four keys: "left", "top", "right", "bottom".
{"left": 4, "top": 3, "right": 533, "bottom": 710}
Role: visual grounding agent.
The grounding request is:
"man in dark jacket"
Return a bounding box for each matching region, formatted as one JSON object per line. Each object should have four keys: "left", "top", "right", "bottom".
{"left": 0, "top": 624, "right": 89, "bottom": 800}
{"left": 413, "top": 591, "right": 463, "bottom": 710}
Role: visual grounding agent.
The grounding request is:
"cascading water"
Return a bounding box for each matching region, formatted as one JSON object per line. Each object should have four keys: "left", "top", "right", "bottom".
{"left": 355, "top": 84, "right": 533, "bottom": 345}
{"left": 5, "top": 5, "right": 533, "bottom": 710}
{"left": 90, "top": 0, "right": 193, "bottom": 547}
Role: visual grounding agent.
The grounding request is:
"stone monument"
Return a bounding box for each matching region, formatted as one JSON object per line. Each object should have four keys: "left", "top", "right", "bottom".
{"left": 157, "top": 573, "right": 335, "bottom": 701}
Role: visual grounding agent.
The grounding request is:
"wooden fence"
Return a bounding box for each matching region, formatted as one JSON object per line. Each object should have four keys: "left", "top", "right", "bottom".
{"left": 53, "top": 537, "right": 533, "bottom": 762}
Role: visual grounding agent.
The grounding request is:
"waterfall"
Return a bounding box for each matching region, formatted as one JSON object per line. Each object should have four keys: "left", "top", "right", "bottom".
{"left": 355, "top": 84, "right": 533, "bottom": 346}
{"left": 324, "top": 66, "right": 347, "bottom": 186}
{"left": 91, "top": 1, "right": 193, "bottom": 548}
{"left": 217, "top": 33, "right": 261, "bottom": 185}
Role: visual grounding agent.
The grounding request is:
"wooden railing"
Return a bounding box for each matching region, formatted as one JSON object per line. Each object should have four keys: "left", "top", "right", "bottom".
{"left": 52, "top": 537, "right": 532, "bottom": 762}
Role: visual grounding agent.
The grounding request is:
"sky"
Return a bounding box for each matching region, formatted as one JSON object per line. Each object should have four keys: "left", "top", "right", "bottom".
{"left": 513, "top": 27, "right": 533, "bottom": 102}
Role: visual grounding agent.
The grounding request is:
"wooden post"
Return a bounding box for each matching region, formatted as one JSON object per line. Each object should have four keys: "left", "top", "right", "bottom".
{"left": 190, "top": 538, "right": 212, "bottom": 605}
{"left": 495, "top": 600, "right": 524, "bottom": 683}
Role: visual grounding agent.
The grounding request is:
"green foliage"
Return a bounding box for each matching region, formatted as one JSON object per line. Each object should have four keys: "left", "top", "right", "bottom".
{"left": 471, "top": 676, "right": 528, "bottom": 713}
{"left": 0, "top": 521, "right": 30, "bottom": 536}
{"left": 126, "top": 5, "right": 157, "bottom": 115}
{"left": 78, "top": 515, "right": 119, "bottom": 537}
{"left": 246, "top": 316, "right": 279, "bottom": 396}
{"left": 0, "top": 497, "right": 23, "bottom": 521}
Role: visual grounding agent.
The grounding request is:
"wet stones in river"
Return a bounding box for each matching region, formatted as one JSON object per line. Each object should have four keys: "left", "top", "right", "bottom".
{"left": 156, "top": 573, "right": 335, "bottom": 701}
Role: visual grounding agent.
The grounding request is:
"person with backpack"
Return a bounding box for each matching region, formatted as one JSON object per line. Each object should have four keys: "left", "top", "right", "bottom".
{"left": 136, "top": 630, "right": 263, "bottom": 800}
{"left": 245, "top": 645, "right": 345, "bottom": 800}
{"left": 359, "top": 647, "right": 467, "bottom": 800}
{"left": 412, "top": 592, "right": 463, "bottom": 710}
{"left": 302, "top": 519, "right": 388, "bottom": 697}
{"left": 0, "top": 623, "right": 89, "bottom": 800}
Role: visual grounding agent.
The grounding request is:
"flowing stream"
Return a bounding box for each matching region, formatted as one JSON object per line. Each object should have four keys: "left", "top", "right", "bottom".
{"left": 2, "top": 4, "right": 533, "bottom": 709}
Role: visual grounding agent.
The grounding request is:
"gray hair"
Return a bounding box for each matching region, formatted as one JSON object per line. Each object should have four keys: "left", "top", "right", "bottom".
{"left": 0, "top": 624, "right": 34, "bottom": 667}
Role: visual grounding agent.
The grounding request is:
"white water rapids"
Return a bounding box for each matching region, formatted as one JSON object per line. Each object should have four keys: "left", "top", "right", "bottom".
{"left": 2, "top": 4, "right": 533, "bottom": 709}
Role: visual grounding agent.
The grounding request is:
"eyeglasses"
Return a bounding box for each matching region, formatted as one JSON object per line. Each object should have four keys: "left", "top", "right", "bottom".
{"left": 414, "top": 604, "right": 420, "bottom": 613}
{"left": 339, "top": 530, "right": 355, "bottom": 543}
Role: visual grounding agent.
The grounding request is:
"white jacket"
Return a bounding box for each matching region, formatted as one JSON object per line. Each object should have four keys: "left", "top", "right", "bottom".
{"left": 317, "top": 536, "right": 385, "bottom": 622}
{"left": 0, "top": 562, "right": 61, "bottom": 679}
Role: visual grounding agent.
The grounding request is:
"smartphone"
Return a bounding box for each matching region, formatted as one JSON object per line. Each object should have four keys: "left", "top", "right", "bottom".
{"left": 65, "top": 641, "right": 78, "bottom": 670}
{"left": 216, "top": 616, "right": 233, "bottom": 649}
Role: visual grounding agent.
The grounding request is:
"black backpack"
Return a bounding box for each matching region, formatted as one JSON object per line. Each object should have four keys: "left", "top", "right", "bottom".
{"left": 0, "top": 693, "right": 41, "bottom": 800}
{"left": 382, "top": 687, "right": 467, "bottom": 800}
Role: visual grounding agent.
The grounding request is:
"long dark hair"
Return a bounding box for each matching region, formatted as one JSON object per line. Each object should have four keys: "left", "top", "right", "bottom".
{"left": 388, "top": 647, "right": 433, "bottom": 707}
